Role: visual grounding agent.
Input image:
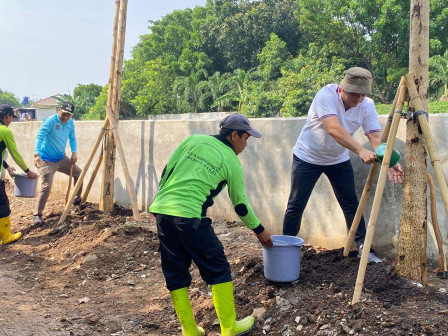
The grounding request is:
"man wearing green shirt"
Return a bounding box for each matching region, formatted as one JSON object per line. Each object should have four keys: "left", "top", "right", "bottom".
{"left": 150, "top": 113, "right": 272, "bottom": 336}
{"left": 0, "top": 104, "right": 37, "bottom": 245}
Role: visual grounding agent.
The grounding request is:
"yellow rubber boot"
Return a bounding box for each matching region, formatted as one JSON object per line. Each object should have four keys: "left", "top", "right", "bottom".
{"left": 170, "top": 288, "right": 205, "bottom": 336}
{"left": 211, "top": 281, "right": 255, "bottom": 336}
{"left": 0, "top": 216, "right": 22, "bottom": 245}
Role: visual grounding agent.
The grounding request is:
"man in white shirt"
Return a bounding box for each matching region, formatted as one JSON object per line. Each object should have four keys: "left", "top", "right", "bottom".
{"left": 283, "top": 67, "right": 404, "bottom": 263}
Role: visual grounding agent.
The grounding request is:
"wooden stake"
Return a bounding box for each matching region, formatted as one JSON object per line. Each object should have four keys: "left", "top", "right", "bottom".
{"left": 65, "top": 163, "right": 74, "bottom": 206}
{"left": 80, "top": 151, "right": 103, "bottom": 205}
{"left": 100, "top": 0, "right": 121, "bottom": 212}
{"left": 58, "top": 124, "right": 107, "bottom": 225}
{"left": 59, "top": 0, "right": 140, "bottom": 224}
{"left": 343, "top": 163, "right": 379, "bottom": 256}
{"left": 343, "top": 77, "right": 407, "bottom": 256}
{"left": 111, "top": 0, "right": 127, "bottom": 113}
{"left": 107, "top": 0, "right": 121, "bottom": 106}
{"left": 352, "top": 77, "right": 408, "bottom": 304}
{"left": 427, "top": 173, "right": 448, "bottom": 272}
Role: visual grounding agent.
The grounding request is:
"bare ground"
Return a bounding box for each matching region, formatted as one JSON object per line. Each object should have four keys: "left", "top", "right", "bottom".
{"left": 1, "top": 179, "right": 448, "bottom": 336}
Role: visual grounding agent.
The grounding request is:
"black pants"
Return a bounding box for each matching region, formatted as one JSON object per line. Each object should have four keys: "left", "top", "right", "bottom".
{"left": 0, "top": 180, "right": 11, "bottom": 218}
{"left": 283, "top": 155, "right": 366, "bottom": 245}
{"left": 156, "top": 214, "right": 232, "bottom": 292}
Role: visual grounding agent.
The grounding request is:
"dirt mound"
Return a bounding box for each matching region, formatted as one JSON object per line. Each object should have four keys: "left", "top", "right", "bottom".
{"left": 1, "top": 183, "right": 447, "bottom": 335}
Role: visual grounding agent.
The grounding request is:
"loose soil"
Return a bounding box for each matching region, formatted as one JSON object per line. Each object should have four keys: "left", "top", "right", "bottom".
{"left": 1, "top": 180, "right": 447, "bottom": 336}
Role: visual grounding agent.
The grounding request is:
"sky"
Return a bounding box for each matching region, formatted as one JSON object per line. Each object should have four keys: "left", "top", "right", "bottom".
{"left": 0, "top": 0, "right": 207, "bottom": 102}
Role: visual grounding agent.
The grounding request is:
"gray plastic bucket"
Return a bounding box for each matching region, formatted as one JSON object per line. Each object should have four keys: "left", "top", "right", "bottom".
{"left": 262, "top": 235, "right": 304, "bottom": 282}
{"left": 14, "top": 173, "right": 38, "bottom": 198}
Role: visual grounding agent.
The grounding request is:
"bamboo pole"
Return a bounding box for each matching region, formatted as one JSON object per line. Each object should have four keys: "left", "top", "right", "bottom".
{"left": 58, "top": 125, "right": 107, "bottom": 225}
{"left": 81, "top": 151, "right": 103, "bottom": 205}
{"left": 65, "top": 163, "right": 74, "bottom": 206}
{"left": 59, "top": 0, "right": 140, "bottom": 223}
{"left": 427, "top": 173, "right": 448, "bottom": 272}
{"left": 352, "top": 77, "right": 408, "bottom": 304}
{"left": 111, "top": 0, "right": 127, "bottom": 112}
{"left": 107, "top": 0, "right": 121, "bottom": 107}
{"left": 343, "top": 163, "right": 379, "bottom": 256}
{"left": 100, "top": 0, "right": 121, "bottom": 211}
{"left": 57, "top": 1, "right": 122, "bottom": 225}
{"left": 105, "top": 106, "right": 140, "bottom": 220}
{"left": 343, "top": 77, "right": 407, "bottom": 256}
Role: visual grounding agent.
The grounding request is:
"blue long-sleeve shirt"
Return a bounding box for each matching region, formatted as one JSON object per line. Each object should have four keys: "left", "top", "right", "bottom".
{"left": 34, "top": 114, "right": 77, "bottom": 162}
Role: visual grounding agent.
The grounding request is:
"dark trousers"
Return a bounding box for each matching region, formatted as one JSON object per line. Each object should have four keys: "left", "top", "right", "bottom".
{"left": 0, "top": 180, "right": 11, "bottom": 218}
{"left": 283, "top": 155, "right": 366, "bottom": 245}
{"left": 155, "top": 214, "right": 232, "bottom": 292}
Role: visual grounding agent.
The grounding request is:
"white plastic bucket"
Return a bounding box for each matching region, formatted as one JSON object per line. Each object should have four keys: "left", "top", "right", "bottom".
{"left": 262, "top": 235, "right": 304, "bottom": 282}
{"left": 14, "top": 173, "right": 38, "bottom": 198}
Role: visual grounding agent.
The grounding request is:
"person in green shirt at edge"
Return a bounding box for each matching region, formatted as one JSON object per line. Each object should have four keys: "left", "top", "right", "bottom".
{"left": 0, "top": 104, "right": 38, "bottom": 245}
{"left": 150, "top": 113, "right": 273, "bottom": 336}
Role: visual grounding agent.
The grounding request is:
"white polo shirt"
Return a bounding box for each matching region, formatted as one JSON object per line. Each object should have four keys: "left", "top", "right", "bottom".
{"left": 293, "top": 84, "right": 381, "bottom": 165}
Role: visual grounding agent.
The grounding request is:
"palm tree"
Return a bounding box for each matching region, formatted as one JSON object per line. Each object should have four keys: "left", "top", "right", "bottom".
{"left": 429, "top": 50, "right": 448, "bottom": 100}
{"left": 173, "top": 69, "right": 208, "bottom": 113}
{"left": 213, "top": 69, "right": 251, "bottom": 112}
{"left": 207, "top": 72, "right": 227, "bottom": 112}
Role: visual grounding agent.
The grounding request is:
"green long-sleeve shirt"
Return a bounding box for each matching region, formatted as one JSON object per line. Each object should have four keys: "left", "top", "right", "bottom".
{"left": 0, "top": 124, "right": 29, "bottom": 172}
{"left": 149, "top": 134, "right": 261, "bottom": 231}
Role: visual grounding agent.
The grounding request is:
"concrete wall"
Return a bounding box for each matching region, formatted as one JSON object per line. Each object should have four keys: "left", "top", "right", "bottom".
{"left": 9, "top": 115, "right": 448, "bottom": 261}
{"left": 147, "top": 111, "right": 231, "bottom": 120}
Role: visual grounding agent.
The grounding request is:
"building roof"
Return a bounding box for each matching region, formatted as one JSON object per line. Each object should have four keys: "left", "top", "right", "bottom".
{"left": 32, "top": 95, "right": 61, "bottom": 108}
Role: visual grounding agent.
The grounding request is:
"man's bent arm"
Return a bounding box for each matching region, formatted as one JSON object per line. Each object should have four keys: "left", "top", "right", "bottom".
{"left": 321, "top": 116, "right": 377, "bottom": 163}
{"left": 366, "top": 132, "right": 382, "bottom": 151}
{"left": 321, "top": 116, "right": 364, "bottom": 153}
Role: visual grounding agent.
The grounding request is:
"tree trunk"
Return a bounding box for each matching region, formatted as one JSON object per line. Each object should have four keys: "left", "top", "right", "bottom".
{"left": 395, "top": 0, "right": 429, "bottom": 284}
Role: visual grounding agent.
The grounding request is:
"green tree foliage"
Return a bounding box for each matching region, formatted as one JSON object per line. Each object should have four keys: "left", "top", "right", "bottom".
{"left": 296, "top": 0, "right": 409, "bottom": 104}
{"left": 429, "top": 50, "right": 448, "bottom": 101}
{"left": 73, "top": 84, "right": 102, "bottom": 117}
{"left": 83, "top": 85, "right": 109, "bottom": 120}
{"left": 244, "top": 86, "right": 283, "bottom": 117}
{"left": 117, "top": 0, "right": 448, "bottom": 118}
{"left": 123, "top": 58, "right": 178, "bottom": 116}
{"left": 257, "top": 33, "right": 292, "bottom": 81}
{"left": 122, "top": 7, "right": 209, "bottom": 116}
{"left": 173, "top": 69, "right": 209, "bottom": 113}
{"left": 203, "top": 0, "right": 300, "bottom": 71}
{"left": 133, "top": 9, "right": 201, "bottom": 62}
{"left": 429, "top": 0, "right": 448, "bottom": 55}
{"left": 278, "top": 47, "right": 346, "bottom": 117}
{"left": 0, "top": 89, "right": 21, "bottom": 107}
{"left": 239, "top": 33, "right": 293, "bottom": 117}
{"left": 214, "top": 69, "right": 252, "bottom": 112}
{"left": 206, "top": 72, "right": 229, "bottom": 112}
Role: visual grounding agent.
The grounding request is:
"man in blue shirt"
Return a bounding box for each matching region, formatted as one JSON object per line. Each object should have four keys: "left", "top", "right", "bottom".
{"left": 33, "top": 102, "right": 82, "bottom": 225}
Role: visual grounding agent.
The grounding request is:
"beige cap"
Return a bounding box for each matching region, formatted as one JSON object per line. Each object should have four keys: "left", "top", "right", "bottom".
{"left": 340, "top": 67, "right": 372, "bottom": 94}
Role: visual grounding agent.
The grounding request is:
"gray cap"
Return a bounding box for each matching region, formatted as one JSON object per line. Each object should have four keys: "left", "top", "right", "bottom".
{"left": 340, "top": 67, "right": 372, "bottom": 94}
{"left": 219, "top": 113, "right": 262, "bottom": 138}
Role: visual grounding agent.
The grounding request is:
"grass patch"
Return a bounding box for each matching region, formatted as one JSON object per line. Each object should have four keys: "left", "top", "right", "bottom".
{"left": 376, "top": 100, "right": 448, "bottom": 114}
